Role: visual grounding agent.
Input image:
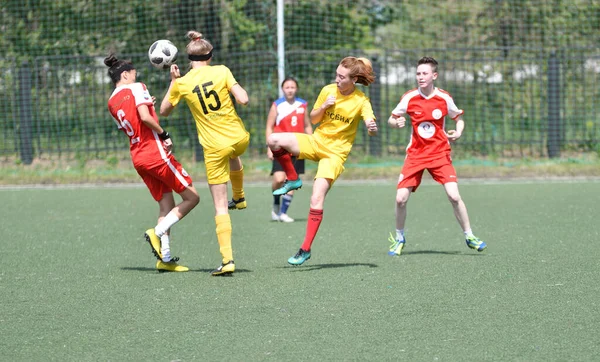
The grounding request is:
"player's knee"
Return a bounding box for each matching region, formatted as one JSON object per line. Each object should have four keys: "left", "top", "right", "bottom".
{"left": 309, "top": 194, "right": 325, "bottom": 209}
{"left": 396, "top": 191, "right": 409, "bottom": 206}
{"left": 190, "top": 193, "right": 200, "bottom": 206}
{"left": 183, "top": 188, "right": 200, "bottom": 206}
{"left": 267, "top": 133, "right": 280, "bottom": 148}
{"left": 447, "top": 193, "right": 461, "bottom": 205}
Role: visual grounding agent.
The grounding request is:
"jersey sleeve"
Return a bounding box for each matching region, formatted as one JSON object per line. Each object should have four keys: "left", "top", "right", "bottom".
{"left": 132, "top": 83, "right": 153, "bottom": 107}
{"left": 361, "top": 97, "right": 375, "bottom": 120}
{"left": 225, "top": 66, "right": 238, "bottom": 90}
{"left": 168, "top": 80, "right": 183, "bottom": 107}
{"left": 445, "top": 96, "right": 464, "bottom": 120}
{"left": 391, "top": 95, "right": 409, "bottom": 117}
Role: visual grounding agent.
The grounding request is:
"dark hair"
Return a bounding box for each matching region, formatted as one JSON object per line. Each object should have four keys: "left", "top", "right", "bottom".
{"left": 104, "top": 54, "right": 135, "bottom": 85}
{"left": 281, "top": 76, "right": 298, "bottom": 88}
{"left": 417, "top": 57, "right": 438, "bottom": 73}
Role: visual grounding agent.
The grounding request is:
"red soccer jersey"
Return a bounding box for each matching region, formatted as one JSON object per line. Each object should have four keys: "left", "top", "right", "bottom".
{"left": 107, "top": 82, "right": 169, "bottom": 169}
{"left": 391, "top": 87, "right": 463, "bottom": 161}
{"left": 272, "top": 96, "right": 307, "bottom": 133}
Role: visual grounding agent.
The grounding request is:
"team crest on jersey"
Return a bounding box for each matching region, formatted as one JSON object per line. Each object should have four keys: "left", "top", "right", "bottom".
{"left": 297, "top": 107, "right": 305, "bottom": 114}
{"left": 432, "top": 109, "right": 443, "bottom": 119}
{"left": 417, "top": 121, "right": 435, "bottom": 139}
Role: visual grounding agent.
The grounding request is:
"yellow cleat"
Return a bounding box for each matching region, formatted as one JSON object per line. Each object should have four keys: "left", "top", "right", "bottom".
{"left": 211, "top": 260, "right": 235, "bottom": 276}
{"left": 144, "top": 229, "right": 162, "bottom": 261}
{"left": 156, "top": 260, "right": 189, "bottom": 272}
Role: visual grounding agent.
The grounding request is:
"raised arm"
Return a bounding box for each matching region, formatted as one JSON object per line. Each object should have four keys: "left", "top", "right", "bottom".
{"left": 160, "top": 64, "right": 181, "bottom": 116}
{"left": 160, "top": 81, "right": 176, "bottom": 116}
{"left": 310, "top": 95, "right": 336, "bottom": 124}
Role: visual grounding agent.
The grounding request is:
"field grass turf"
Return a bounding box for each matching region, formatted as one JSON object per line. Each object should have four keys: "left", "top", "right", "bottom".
{"left": 1, "top": 180, "right": 599, "bottom": 361}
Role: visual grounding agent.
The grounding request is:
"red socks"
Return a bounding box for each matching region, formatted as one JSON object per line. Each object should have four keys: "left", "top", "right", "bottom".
{"left": 301, "top": 208, "right": 323, "bottom": 251}
{"left": 271, "top": 148, "right": 298, "bottom": 181}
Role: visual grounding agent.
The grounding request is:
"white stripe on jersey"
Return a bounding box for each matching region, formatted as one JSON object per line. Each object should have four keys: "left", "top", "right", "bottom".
{"left": 152, "top": 130, "right": 190, "bottom": 188}
{"left": 275, "top": 100, "right": 303, "bottom": 126}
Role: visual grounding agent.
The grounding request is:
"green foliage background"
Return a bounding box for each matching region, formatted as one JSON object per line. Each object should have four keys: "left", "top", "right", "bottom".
{"left": 0, "top": 0, "right": 599, "bottom": 162}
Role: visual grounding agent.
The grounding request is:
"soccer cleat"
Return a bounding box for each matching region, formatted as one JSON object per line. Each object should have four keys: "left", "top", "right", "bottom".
{"left": 388, "top": 232, "right": 406, "bottom": 256}
{"left": 271, "top": 210, "right": 280, "bottom": 221}
{"left": 278, "top": 213, "right": 294, "bottom": 223}
{"left": 211, "top": 260, "right": 235, "bottom": 276}
{"left": 228, "top": 197, "right": 247, "bottom": 210}
{"left": 466, "top": 235, "right": 487, "bottom": 252}
{"left": 273, "top": 179, "right": 302, "bottom": 196}
{"left": 287, "top": 248, "right": 311, "bottom": 265}
{"left": 156, "top": 257, "right": 189, "bottom": 272}
{"left": 144, "top": 229, "right": 162, "bottom": 261}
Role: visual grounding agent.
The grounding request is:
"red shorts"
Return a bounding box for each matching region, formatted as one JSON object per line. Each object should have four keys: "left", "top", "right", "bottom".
{"left": 397, "top": 155, "right": 457, "bottom": 192}
{"left": 136, "top": 156, "right": 193, "bottom": 201}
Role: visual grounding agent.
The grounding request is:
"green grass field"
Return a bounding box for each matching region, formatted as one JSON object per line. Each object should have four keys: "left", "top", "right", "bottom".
{"left": 1, "top": 180, "right": 599, "bottom": 361}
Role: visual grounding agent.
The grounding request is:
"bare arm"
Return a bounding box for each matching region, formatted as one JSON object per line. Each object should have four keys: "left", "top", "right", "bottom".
{"left": 446, "top": 115, "right": 465, "bottom": 142}
{"left": 139, "top": 104, "right": 172, "bottom": 151}
{"left": 364, "top": 118, "right": 378, "bottom": 136}
{"left": 160, "top": 81, "right": 176, "bottom": 116}
{"left": 265, "top": 103, "right": 277, "bottom": 159}
{"left": 230, "top": 84, "right": 249, "bottom": 105}
{"left": 388, "top": 112, "right": 407, "bottom": 129}
{"left": 304, "top": 110, "right": 313, "bottom": 135}
{"left": 310, "top": 95, "right": 336, "bottom": 125}
{"left": 138, "top": 104, "right": 164, "bottom": 134}
{"left": 160, "top": 64, "right": 181, "bottom": 116}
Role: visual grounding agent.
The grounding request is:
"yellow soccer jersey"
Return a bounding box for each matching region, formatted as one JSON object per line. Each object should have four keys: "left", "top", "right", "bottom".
{"left": 168, "top": 65, "right": 248, "bottom": 150}
{"left": 312, "top": 83, "right": 375, "bottom": 159}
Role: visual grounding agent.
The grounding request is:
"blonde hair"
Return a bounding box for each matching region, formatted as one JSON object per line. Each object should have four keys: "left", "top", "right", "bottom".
{"left": 339, "top": 57, "right": 375, "bottom": 86}
{"left": 186, "top": 30, "right": 213, "bottom": 57}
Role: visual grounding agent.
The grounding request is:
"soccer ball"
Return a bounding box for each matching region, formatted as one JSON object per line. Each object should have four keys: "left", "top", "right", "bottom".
{"left": 148, "top": 40, "right": 178, "bottom": 69}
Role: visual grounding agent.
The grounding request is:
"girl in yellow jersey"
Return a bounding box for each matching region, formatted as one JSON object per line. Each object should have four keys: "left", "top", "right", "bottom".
{"left": 160, "top": 30, "right": 250, "bottom": 276}
{"left": 267, "top": 56, "right": 379, "bottom": 265}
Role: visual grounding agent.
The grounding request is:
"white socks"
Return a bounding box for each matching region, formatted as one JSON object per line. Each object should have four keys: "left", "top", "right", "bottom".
{"left": 396, "top": 229, "right": 405, "bottom": 242}
{"left": 154, "top": 211, "right": 180, "bottom": 237}
{"left": 160, "top": 234, "right": 171, "bottom": 262}
{"left": 154, "top": 211, "right": 181, "bottom": 263}
{"left": 464, "top": 229, "right": 474, "bottom": 238}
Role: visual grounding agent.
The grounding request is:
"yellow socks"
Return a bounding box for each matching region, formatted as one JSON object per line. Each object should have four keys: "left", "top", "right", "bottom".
{"left": 230, "top": 167, "right": 245, "bottom": 200}
{"left": 215, "top": 214, "right": 233, "bottom": 263}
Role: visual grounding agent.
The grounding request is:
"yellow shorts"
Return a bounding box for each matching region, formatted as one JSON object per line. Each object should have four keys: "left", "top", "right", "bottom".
{"left": 204, "top": 133, "right": 249, "bottom": 184}
{"left": 295, "top": 133, "right": 345, "bottom": 183}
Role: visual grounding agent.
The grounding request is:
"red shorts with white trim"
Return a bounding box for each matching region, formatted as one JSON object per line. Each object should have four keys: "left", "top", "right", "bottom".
{"left": 397, "top": 155, "right": 457, "bottom": 192}
{"left": 136, "top": 156, "right": 193, "bottom": 201}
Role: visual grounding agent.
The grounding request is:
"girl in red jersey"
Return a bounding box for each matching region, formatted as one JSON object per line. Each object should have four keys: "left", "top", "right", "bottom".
{"left": 105, "top": 54, "right": 199, "bottom": 272}
{"left": 387, "top": 56, "right": 486, "bottom": 256}
{"left": 265, "top": 77, "right": 312, "bottom": 223}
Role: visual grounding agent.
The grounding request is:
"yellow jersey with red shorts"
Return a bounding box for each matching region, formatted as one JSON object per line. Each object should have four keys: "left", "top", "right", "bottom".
{"left": 168, "top": 65, "right": 249, "bottom": 184}
{"left": 391, "top": 87, "right": 464, "bottom": 191}
{"left": 296, "top": 83, "right": 375, "bottom": 183}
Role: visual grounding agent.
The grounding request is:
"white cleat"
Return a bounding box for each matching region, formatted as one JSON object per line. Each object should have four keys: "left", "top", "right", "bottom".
{"left": 278, "top": 213, "right": 294, "bottom": 223}
{"left": 271, "top": 210, "right": 280, "bottom": 221}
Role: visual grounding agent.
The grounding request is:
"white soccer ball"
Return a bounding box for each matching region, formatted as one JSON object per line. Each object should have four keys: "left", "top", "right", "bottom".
{"left": 148, "top": 40, "right": 178, "bottom": 69}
